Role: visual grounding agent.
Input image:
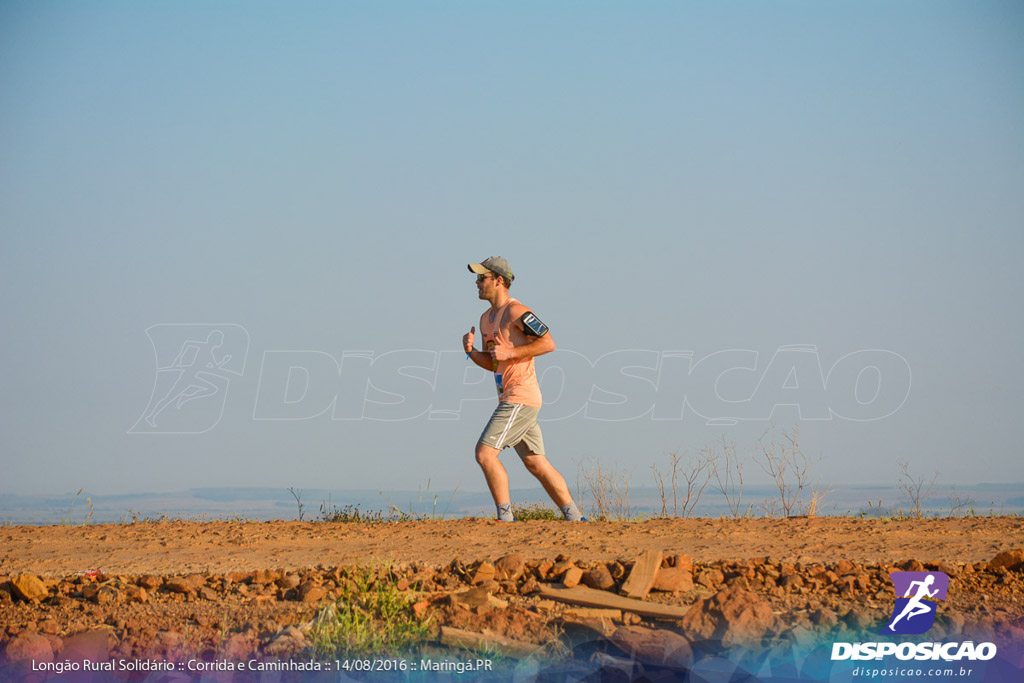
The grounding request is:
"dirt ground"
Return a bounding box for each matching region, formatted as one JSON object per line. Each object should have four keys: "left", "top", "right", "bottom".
{"left": 2, "top": 518, "right": 1022, "bottom": 679}
{"left": 3, "top": 516, "right": 1018, "bottom": 577}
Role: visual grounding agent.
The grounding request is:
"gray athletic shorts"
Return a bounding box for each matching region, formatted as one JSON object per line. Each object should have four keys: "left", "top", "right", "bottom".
{"left": 478, "top": 403, "right": 544, "bottom": 457}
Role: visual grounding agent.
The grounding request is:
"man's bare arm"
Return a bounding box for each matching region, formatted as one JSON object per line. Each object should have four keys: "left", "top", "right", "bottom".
{"left": 468, "top": 349, "right": 493, "bottom": 370}
{"left": 504, "top": 333, "right": 555, "bottom": 361}
{"left": 491, "top": 305, "right": 556, "bottom": 362}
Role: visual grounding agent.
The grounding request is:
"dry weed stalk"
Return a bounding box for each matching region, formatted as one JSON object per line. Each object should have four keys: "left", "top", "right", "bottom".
{"left": 652, "top": 461, "right": 670, "bottom": 518}
{"left": 755, "top": 426, "right": 814, "bottom": 518}
{"left": 288, "top": 487, "right": 306, "bottom": 521}
{"left": 708, "top": 437, "right": 752, "bottom": 518}
{"left": 946, "top": 485, "right": 975, "bottom": 518}
{"left": 580, "top": 459, "right": 634, "bottom": 520}
{"left": 896, "top": 460, "right": 937, "bottom": 519}
{"left": 652, "top": 450, "right": 713, "bottom": 518}
{"left": 805, "top": 485, "right": 836, "bottom": 517}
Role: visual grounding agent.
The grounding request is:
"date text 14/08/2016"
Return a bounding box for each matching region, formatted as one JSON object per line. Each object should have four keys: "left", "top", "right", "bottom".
{"left": 340, "top": 659, "right": 494, "bottom": 674}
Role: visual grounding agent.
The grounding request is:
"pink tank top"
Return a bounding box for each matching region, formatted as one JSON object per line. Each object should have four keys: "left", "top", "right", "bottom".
{"left": 480, "top": 298, "right": 543, "bottom": 407}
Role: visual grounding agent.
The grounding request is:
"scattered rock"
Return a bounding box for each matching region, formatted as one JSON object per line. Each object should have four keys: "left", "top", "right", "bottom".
{"left": 470, "top": 561, "right": 496, "bottom": 585}
{"left": 150, "top": 630, "right": 186, "bottom": 658}
{"left": 844, "top": 607, "right": 875, "bottom": 631}
{"left": 228, "top": 571, "right": 253, "bottom": 584}
{"left": 551, "top": 559, "right": 575, "bottom": 579}
{"left": 811, "top": 608, "right": 838, "bottom": 629}
{"left": 164, "top": 578, "right": 193, "bottom": 594}
{"left": 409, "top": 569, "right": 436, "bottom": 588}
{"left": 652, "top": 567, "right": 694, "bottom": 594}
{"left": 495, "top": 554, "right": 525, "bottom": 581}
{"left": 219, "top": 633, "right": 254, "bottom": 660}
{"left": 298, "top": 582, "right": 327, "bottom": 603}
{"left": 988, "top": 550, "right": 1024, "bottom": 572}
{"left": 124, "top": 586, "right": 148, "bottom": 603}
{"left": 897, "top": 560, "right": 925, "bottom": 572}
{"left": 591, "top": 652, "right": 637, "bottom": 678}
{"left": 779, "top": 574, "right": 804, "bottom": 591}
{"left": 263, "top": 626, "right": 306, "bottom": 656}
{"left": 696, "top": 569, "right": 725, "bottom": 590}
{"left": 138, "top": 575, "right": 161, "bottom": 590}
{"left": 5, "top": 633, "right": 54, "bottom": 664}
{"left": 449, "top": 587, "right": 491, "bottom": 609}
{"left": 582, "top": 564, "right": 616, "bottom": 591}
{"left": 681, "top": 586, "right": 775, "bottom": 647}
{"left": 11, "top": 575, "right": 48, "bottom": 602}
{"left": 672, "top": 555, "right": 694, "bottom": 572}
{"left": 609, "top": 626, "right": 693, "bottom": 669}
{"left": 92, "top": 586, "right": 119, "bottom": 605}
{"left": 252, "top": 569, "right": 280, "bottom": 585}
{"left": 276, "top": 573, "right": 301, "bottom": 590}
{"left": 562, "top": 566, "right": 583, "bottom": 588}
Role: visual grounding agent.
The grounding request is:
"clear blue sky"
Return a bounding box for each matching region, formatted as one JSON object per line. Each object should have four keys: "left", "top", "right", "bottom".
{"left": 2, "top": 2, "right": 1022, "bottom": 498}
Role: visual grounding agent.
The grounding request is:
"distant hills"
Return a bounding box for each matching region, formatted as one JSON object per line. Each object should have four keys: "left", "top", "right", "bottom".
{"left": 1, "top": 483, "right": 1021, "bottom": 525}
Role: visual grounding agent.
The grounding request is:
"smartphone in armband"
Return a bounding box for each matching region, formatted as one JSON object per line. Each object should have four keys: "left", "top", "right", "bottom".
{"left": 520, "top": 311, "right": 548, "bottom": 337}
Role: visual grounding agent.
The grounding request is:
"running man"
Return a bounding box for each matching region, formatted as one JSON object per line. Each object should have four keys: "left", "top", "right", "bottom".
{"left": 888, "top": 574, "right": 939, "bottom": 631}
{"left": 463, "top": 256, "right": 584, "bottom": 522}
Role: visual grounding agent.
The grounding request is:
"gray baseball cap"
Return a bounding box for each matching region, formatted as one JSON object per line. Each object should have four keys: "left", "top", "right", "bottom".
{"left": 467, "top": 256, "right": 515, "bottom": 281}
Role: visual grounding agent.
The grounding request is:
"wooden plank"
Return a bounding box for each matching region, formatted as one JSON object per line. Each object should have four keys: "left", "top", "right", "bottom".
{"left": 439, "top": 626, "right": 540, "bottom": 658}
{"left": 563, "top": 607, "right": 622, "bottom": 621}
{"left": 536, "top": 584, "right": 689, "bottom": 620}
{"left": 620, "top": 550, "right": 663, "bottom": 598}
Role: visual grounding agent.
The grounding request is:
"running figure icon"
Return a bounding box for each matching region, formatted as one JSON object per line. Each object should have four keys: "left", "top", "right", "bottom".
{"left": 887, "top": 574, "right": 939, "bottom": 631}
{"left": 130, "top": 324, "right": 249, "bottom": 435}
{"left": 143, "top": 330, "right": 233, "bottom": 427}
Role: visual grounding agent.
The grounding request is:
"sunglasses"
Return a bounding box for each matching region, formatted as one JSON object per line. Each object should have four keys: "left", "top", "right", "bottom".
{"left": 475, "top": 274, "right": 496, "bottom": 283}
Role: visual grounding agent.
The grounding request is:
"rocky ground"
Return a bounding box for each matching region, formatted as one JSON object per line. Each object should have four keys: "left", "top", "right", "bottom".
{"left": 2, "top": 519, "right": 1023, "bottom": 680}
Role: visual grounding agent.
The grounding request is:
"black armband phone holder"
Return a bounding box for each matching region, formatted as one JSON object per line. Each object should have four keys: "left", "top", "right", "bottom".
{"left": 520, "top": 311, "right": 548, "bottom": 337}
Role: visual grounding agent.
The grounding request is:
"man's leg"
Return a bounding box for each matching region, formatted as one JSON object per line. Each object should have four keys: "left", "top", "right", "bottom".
{"left": 521, "top": 453, "right": 571, "bottom": 506}
{"left": 476, "top": 442, "right": 513, "bottom": 520}
{"left": 521, "top": 453, "right": 583, "bottom": 520}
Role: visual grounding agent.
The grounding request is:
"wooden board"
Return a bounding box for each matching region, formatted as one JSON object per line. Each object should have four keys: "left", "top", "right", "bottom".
{"left": 439, "top": 626, "right": 540, "bottom": 658}
{"left": 619, "top": 550, "right": 663, "bottom": 598}
{"left": 536, "top": 584, "right": 689, "bottom": 620}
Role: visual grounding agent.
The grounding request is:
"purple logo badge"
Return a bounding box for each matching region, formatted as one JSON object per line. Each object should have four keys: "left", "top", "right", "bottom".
{"left": 882, "top": 571, "right": 949, "bottom": 635}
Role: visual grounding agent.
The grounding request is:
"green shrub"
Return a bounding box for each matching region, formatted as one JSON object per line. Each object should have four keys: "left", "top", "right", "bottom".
{"left": 318, "top": 503, "right": 387, "bottom": 524}
{"left": 307, "top": 566, "right": 432, "bottom": 657}
{"left": 511, "top": 501, "right": 560, "bottom": 521}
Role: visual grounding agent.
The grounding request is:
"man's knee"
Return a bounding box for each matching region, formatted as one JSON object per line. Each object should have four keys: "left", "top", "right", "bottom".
{"left": 476, "top": 442, "right": 499, "bottom": 466}
{"left": 522, "top": 454, "right": 548, "bottom": 476}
